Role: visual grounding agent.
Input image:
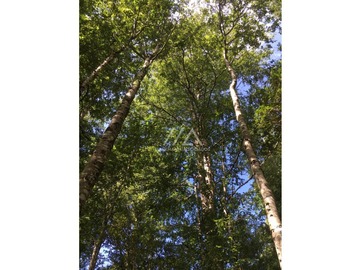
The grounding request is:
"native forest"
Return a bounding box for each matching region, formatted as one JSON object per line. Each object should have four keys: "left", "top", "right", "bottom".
{"left": 80, "top": 0, "right": 282, "bottom": 269}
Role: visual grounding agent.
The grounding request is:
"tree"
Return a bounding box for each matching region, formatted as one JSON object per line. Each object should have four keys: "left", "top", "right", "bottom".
{"left": 80, "top": 0, "right": 282, "bottom": 268}
{"left": 213, "top": 0, "right": 282, "bottom": 267}
{"left": 80, "top": 0, "right": 178, "bottom": 209}
{"left": 80, "top": 44, "right": 161, "bottom": 208}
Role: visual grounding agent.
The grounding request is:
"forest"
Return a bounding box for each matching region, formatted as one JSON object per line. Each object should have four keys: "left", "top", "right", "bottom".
{"left": 79, "top": 0, "right": 282, "bottom": 269}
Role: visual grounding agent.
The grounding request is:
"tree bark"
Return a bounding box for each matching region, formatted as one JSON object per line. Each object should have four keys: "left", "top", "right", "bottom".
{"left": 88, "top": 226, "right": 106, "bottom": 270}
{"left": 192, "top": 118, "right": 221, "bottom": 269}
{"left": 196, "top": 141, "right": 215, "bottom": 215}
{"left": 223, "top": 50, "right": 282, "bottom": 268}
{"left": 80, "top": 26, "right": 145, "bottom": 97}
{"left": 221, "top": 142, "right": 229, "bottom": 218}
{"left": 195, "top": 138, "right": 220, "bottom": 270}
{"left": 79, "top": 46, "right": 161, "bottom": 210}
{"left": 80, "top": 50, "right": 119, "bottom": 97}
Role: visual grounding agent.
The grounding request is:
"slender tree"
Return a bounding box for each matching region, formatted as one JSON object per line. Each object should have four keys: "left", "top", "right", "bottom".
{"left": 80, "top": 19, "right": 145, "bottom": 97}
{"left": 216, "top": 0, "right": 282, "bottom": 266}
{"left": 88, "top": 222, "right": 106, "bottom": 270}
{"left": 80, "top": 46, "right": 125, "bottom": 98}
{"left": 149, "top": 23, "right": 233, "bottom": 267}
{"left": 80, "top": 44, "right": 162, "bottom": 209}
{"left": 224, "top": 49, "right": 282, "bottom": 267}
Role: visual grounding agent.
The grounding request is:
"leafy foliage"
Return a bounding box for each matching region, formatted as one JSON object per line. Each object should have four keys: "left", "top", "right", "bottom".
{"left": 80, "top": 0, "right": 282, "bottom": 269}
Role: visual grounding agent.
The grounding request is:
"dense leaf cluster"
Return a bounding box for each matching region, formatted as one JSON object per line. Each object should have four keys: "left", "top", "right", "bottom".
{"left": 80, "top": 0, "right": 281, "bottom": 269}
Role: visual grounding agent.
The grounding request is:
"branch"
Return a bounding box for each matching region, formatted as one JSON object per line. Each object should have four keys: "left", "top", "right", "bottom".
{"left": 138, "top": 93, "right": 184, "bottom": 125}
{"left": 227, "top": 174, "right": 254, "bottom": 201}
{"left": 128, "top": 43, "right": 146, "bottom": 59}
{"left": 226, "top": 147, "right": 242, "bottom": 177}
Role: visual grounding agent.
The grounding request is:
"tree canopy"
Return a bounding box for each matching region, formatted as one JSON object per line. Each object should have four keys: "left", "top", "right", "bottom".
{"left": 80, "top": 0, "right": 282, "bottom": 269}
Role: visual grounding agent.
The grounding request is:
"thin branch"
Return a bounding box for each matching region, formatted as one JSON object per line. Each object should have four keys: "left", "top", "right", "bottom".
{"left": 138, "top": 93, "right": 184, "bottom": 125}
{"left": 227, "top": 174, "right": 254, "bottom": 200}
{"left": 226, "top": 147, "right": 243, "bottom": 176}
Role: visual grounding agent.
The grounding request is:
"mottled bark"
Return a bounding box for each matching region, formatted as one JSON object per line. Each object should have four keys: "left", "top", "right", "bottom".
{"left": 191, "top": 108, "right": 215, "bottom": 223}
{"left": 196, "top": 142, "right": 219, "bottom": 270}
{"left": 193, "top": 123, "right": 221, "bottom": 269}
{"left": 80, "top": 46, "right": 160, "bottom": 209}
{"left": 221, "top": 143, "right": 229, "bottom": 218}
{"left": 196, "top": 142, "right": 215, "bottom": 215}
{"left": 223, "top": 50, "right": 282, "bottom": 268}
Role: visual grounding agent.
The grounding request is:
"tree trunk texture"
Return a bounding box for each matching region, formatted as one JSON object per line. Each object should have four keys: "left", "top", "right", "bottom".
{"left": 223, "top": 51, "right": 282, "bottom": 268}
{"left": 80, "top": 46, "right": 161, "bottom": 210}
{"left": 193, "top": 127, "right": 222, "bottom": 269}
{"left": 221, "top": 143, "right": 229, "bottom": 218}
{"left": 196, "top": 145, "right": 215, "bottom": 215}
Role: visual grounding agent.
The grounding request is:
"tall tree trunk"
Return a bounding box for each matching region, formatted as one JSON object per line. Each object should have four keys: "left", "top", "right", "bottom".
{"left": 221, "top": 142, "right": 229, "bottom": 218}
{"left": 191, "top": 110, "right": 216, "bottom": 229}
{"left": 223, "top": 49, "right": 282, "bottom": 268}
{"left": 80, "top": 49, "right": 120, "bottom": 97}
{"left": 80, "top": 45, "right": 161, "bottom": 209}
{"left": 88, "top": 226, "right": 106, "bottom": 270}
{"left": 194, "top": 181, "right": 206, "bottom": 267}
{"left": 195, "top": 145, "right": 219, "bottom": 270}
{"left": 80, "top": 26, "right": 145, "bottom": 97}
{"left": 193, "top": 125, "right": 222, "bottom": 269}
{"left": 196, "top": 144, "right": 215, "bottom": 216}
